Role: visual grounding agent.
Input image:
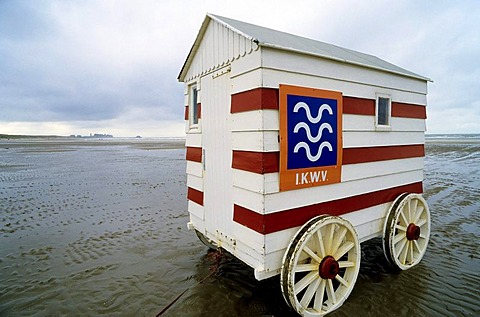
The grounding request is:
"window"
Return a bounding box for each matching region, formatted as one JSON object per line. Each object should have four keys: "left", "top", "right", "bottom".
{"left": 189, "top": 85, "right": 199, "bottom": 128}
{"left": 376, "top": 94, "right": 391, "bottom": 128}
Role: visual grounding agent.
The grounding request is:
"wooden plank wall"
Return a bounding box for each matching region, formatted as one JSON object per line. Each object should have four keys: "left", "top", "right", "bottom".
{"left": 184, "top": 44, "right": 428, "bottom": 279}
{"left": 228, "top": 49, "right": 428, "bottom": 278}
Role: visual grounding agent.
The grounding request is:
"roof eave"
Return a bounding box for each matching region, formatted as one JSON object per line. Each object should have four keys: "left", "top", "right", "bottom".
{"left": 208, "top": 13, "right": 258, "bottom": 43}
{"left": 259, "top": 42, "right": 432, "bottom": 82}
{"left": 178, "top": 13, "right": 260, "bottom": 82}
{"left": 177, "top": 16, "right": 212, "bottom": 82}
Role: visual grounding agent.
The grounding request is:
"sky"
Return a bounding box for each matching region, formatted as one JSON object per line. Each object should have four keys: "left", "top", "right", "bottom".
{"left": 1, "top": 0, "right": 479, "bottom": 137}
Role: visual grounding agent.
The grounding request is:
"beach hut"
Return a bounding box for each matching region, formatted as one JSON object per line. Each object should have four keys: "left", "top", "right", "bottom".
{"left": 178, "top": 13, "right": 431, "bottom": 316}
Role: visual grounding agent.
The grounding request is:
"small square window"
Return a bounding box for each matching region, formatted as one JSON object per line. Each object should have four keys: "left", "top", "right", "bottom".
{"left": 376, "top": 94, "right": 391, "bottom": 128}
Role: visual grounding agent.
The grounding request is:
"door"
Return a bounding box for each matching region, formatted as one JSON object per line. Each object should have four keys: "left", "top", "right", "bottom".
{"left": 201, "top": 67, "right": 234, "bottom": 245}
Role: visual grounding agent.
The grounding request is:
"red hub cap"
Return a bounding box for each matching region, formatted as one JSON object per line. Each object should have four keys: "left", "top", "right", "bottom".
{"left": 406, "top": 223, "right": 421, "bottom": 241}
{"left": 319, "top": 256, "right": 340, "bottom": 279}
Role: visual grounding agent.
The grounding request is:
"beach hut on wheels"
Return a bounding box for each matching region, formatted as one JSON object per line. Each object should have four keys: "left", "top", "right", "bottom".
{"left": 178, "top": 13, "right": 431, "bottom": 316}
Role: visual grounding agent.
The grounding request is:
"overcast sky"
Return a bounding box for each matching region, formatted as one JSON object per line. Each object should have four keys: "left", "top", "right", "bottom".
{"left": 1, "top": 0, "right": 479, "bottom": 137}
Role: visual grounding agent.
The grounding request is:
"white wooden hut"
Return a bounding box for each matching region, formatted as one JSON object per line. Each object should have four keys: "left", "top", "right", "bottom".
{"left": 178, "top": 14, "right": 431, "bottom": 316}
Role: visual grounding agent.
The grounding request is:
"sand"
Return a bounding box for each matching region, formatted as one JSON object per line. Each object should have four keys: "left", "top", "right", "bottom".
{"left": 0, "top": 137, "right": 478, "bottom": 316}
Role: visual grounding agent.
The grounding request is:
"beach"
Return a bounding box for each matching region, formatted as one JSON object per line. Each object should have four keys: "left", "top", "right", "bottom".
{"left": 0, "top": 137, "right": 478, "bottom": 316}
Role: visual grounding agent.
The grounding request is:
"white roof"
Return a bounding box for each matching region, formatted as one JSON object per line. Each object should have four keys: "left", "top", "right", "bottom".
{"left": 178, "top": 14, "right": 430, "bottom": 82}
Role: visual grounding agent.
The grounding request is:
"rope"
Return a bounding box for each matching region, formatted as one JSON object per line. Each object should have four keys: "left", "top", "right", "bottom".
{"left": 156, "top": 249, "right": 223, "bottom": 316}
{"left": 155, "top": 288, "right": 189, "bottom": 317}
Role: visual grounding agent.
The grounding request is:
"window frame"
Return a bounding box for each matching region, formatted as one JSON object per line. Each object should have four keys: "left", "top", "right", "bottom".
{"left": 188, "top": 84, "right": 200, "bottom": 130}
{"left": 375, "top": 93, "right": 392, "bottom": 131}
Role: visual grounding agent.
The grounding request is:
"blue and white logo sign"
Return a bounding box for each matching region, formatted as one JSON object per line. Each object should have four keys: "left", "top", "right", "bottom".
{"left": 287, "top": 95, "right": 338, "bottom": 170}
{"left": 279, "top": 85, "right": 343, "bottom": 191}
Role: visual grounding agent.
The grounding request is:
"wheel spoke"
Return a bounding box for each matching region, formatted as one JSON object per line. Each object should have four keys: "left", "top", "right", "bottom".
{"left": 330, "top": 227, "right": 347, "bottom": 256}
{"left": 338, "top": 261, "right": 355, "bottom": 268}
{"left": 395, "top": 224, "right": 407, "bottom": 232}
{"left": 413, "top": 240, "right": 422, "bottom": 253}
{"left": 393, "top": 232, "right": 405, "bottom": 244}
{"left": 400, "top": 239, "right": 409, "bottom": 265}
{"left": 302, "top": 245, "right": 322, "bottom": 264}
{"left": 411, "top": 199, "right": 418, "bottom": 222}
{"left": 333, "top": 241, "right": 354, "bottom": 259}
{"left": 300, "top": 276, "right": 320, "bottom": 307}
{"left": 295, "top": 264, "right": 319, "bottom": 273}
{"left": 326, "top": 279, "right": 337, "bottom": 304}
{"left": 335, "top": 274, "right": 349, "bottom": 287}
{"left": 316, "top": 230, "right": 326, "bottom": 258}
{"left": 396, "top": 239, "right": 408, "bottom": 255}
{"left": 408, "top": 241, "right": 414, "bottom": 264}
{"left": 407, "top": 200, "right": 412, "bottom": 223}
{"left": 399, "top": 209, "right": 409, "bottom": 226}
{"left": 395, "top": 237, "right": 407, "bottom": 259}
{"left": 416, "top": 218, "right": 427, "bottom": 228}
{"left": 295, "top": 271, "right": 318, "bottom": 295}
{"left": 313, "top": 279, "right": 326, "bottom": 311}
{"left": 413, "top": 205, "right": 424, "bottom": 223}
{"left": 298, "top": 251, "right": 309, "bottom": 264}
{"left": 326, "top": 224, "right": 335, "bottom": 254}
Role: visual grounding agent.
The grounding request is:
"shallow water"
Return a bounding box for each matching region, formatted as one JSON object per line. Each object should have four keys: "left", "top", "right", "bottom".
{"left": 0, "top": 138, "right": 478, "bottom": 316}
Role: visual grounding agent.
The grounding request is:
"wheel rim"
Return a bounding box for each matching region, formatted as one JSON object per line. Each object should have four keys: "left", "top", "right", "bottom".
{"left": 281, "top": 216, "right": 361, "bottom": 316}
{"left": 383, "top": 193, "right": 430, "bottom": 270}
{"left": 195, "top": 230, "right": 218, "bottom": 250}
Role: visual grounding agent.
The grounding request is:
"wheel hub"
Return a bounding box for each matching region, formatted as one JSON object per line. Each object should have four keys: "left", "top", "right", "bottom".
{"left": 319, "top": 255, "right": 340, "bottom": 279}
{"left": 406, "top": 223, "right": 421, "bottom": 240}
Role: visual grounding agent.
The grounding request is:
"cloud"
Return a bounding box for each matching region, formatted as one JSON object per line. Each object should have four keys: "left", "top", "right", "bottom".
{"left": 0, "top": 1, "right": 185, "bottom": 126}
{"left": 1, "top": 0, "right": 479, "bottom": 135}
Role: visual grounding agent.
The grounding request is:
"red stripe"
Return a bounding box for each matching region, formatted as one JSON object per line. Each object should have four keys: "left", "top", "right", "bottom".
{"left": 232, "top": 151, "right": 279, "bottom": 174}
{"left": 343, "top": 144, "right": 424, "bottom": 165}
{"left": 187, "top": 187, "right": 204, "bottom": 206}
{"left": 231, "top": 88, "right": 279, "bottom": 113}
{"left": 392, "top": 102, "right": 426, "bottom": 119}
{"left": 233, "top": 182, "right": 423, "bottom": 234}
{"left": 186, "top": 146, "right": 202, "bottom": 163}
{"left": 184, "top": 105, "right": 189, "bottom": 120}
{"left": 230, "top": 89, "right": 426, "bottom": 120}
{"left": 343, "top": 96, "right": 375, "bottom": 115}
{"left": 232, "top": 145, "right": 424, "bottom": 174}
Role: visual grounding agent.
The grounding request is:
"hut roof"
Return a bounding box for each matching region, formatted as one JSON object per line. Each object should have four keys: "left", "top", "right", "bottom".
{"left": 178, "top": 14, "right": 430, "bottom": 82}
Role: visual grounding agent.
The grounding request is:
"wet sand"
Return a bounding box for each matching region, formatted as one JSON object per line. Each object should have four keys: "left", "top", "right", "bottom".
{"left": 0, "top": 138, "right": 479, "bottom": 316}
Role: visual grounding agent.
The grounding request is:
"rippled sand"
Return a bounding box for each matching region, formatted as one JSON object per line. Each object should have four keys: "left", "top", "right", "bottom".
{"left": 0, "top": 138, "right": 478, "bottom": 316}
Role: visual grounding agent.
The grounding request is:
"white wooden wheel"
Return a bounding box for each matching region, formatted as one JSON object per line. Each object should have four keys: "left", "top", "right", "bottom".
{"left": 383, "top": 193, "right": 431, "bottom": 270}
{"left": 281, "top": 215, "right": 361, "bottom": 316}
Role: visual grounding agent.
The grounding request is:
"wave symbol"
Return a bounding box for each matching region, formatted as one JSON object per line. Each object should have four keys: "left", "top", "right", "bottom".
{"left": 293, "top": 102, "right": 333, "bottom": 123}
{"left": 294, "top": 141, "right": 333, "bottom": 162}
{"left": 293, "top": 122, "right": 333, "bottom": 143}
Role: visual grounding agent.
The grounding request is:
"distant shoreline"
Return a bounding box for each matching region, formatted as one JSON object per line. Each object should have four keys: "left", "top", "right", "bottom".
{"left": 0, "top": 134, "right": 65, "bottom": 139}
{"left": 425, "top": 133, "right": 480, "bottom": 144}
{"left": 0, "top": 134, "right": 186, "bottom": 140}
